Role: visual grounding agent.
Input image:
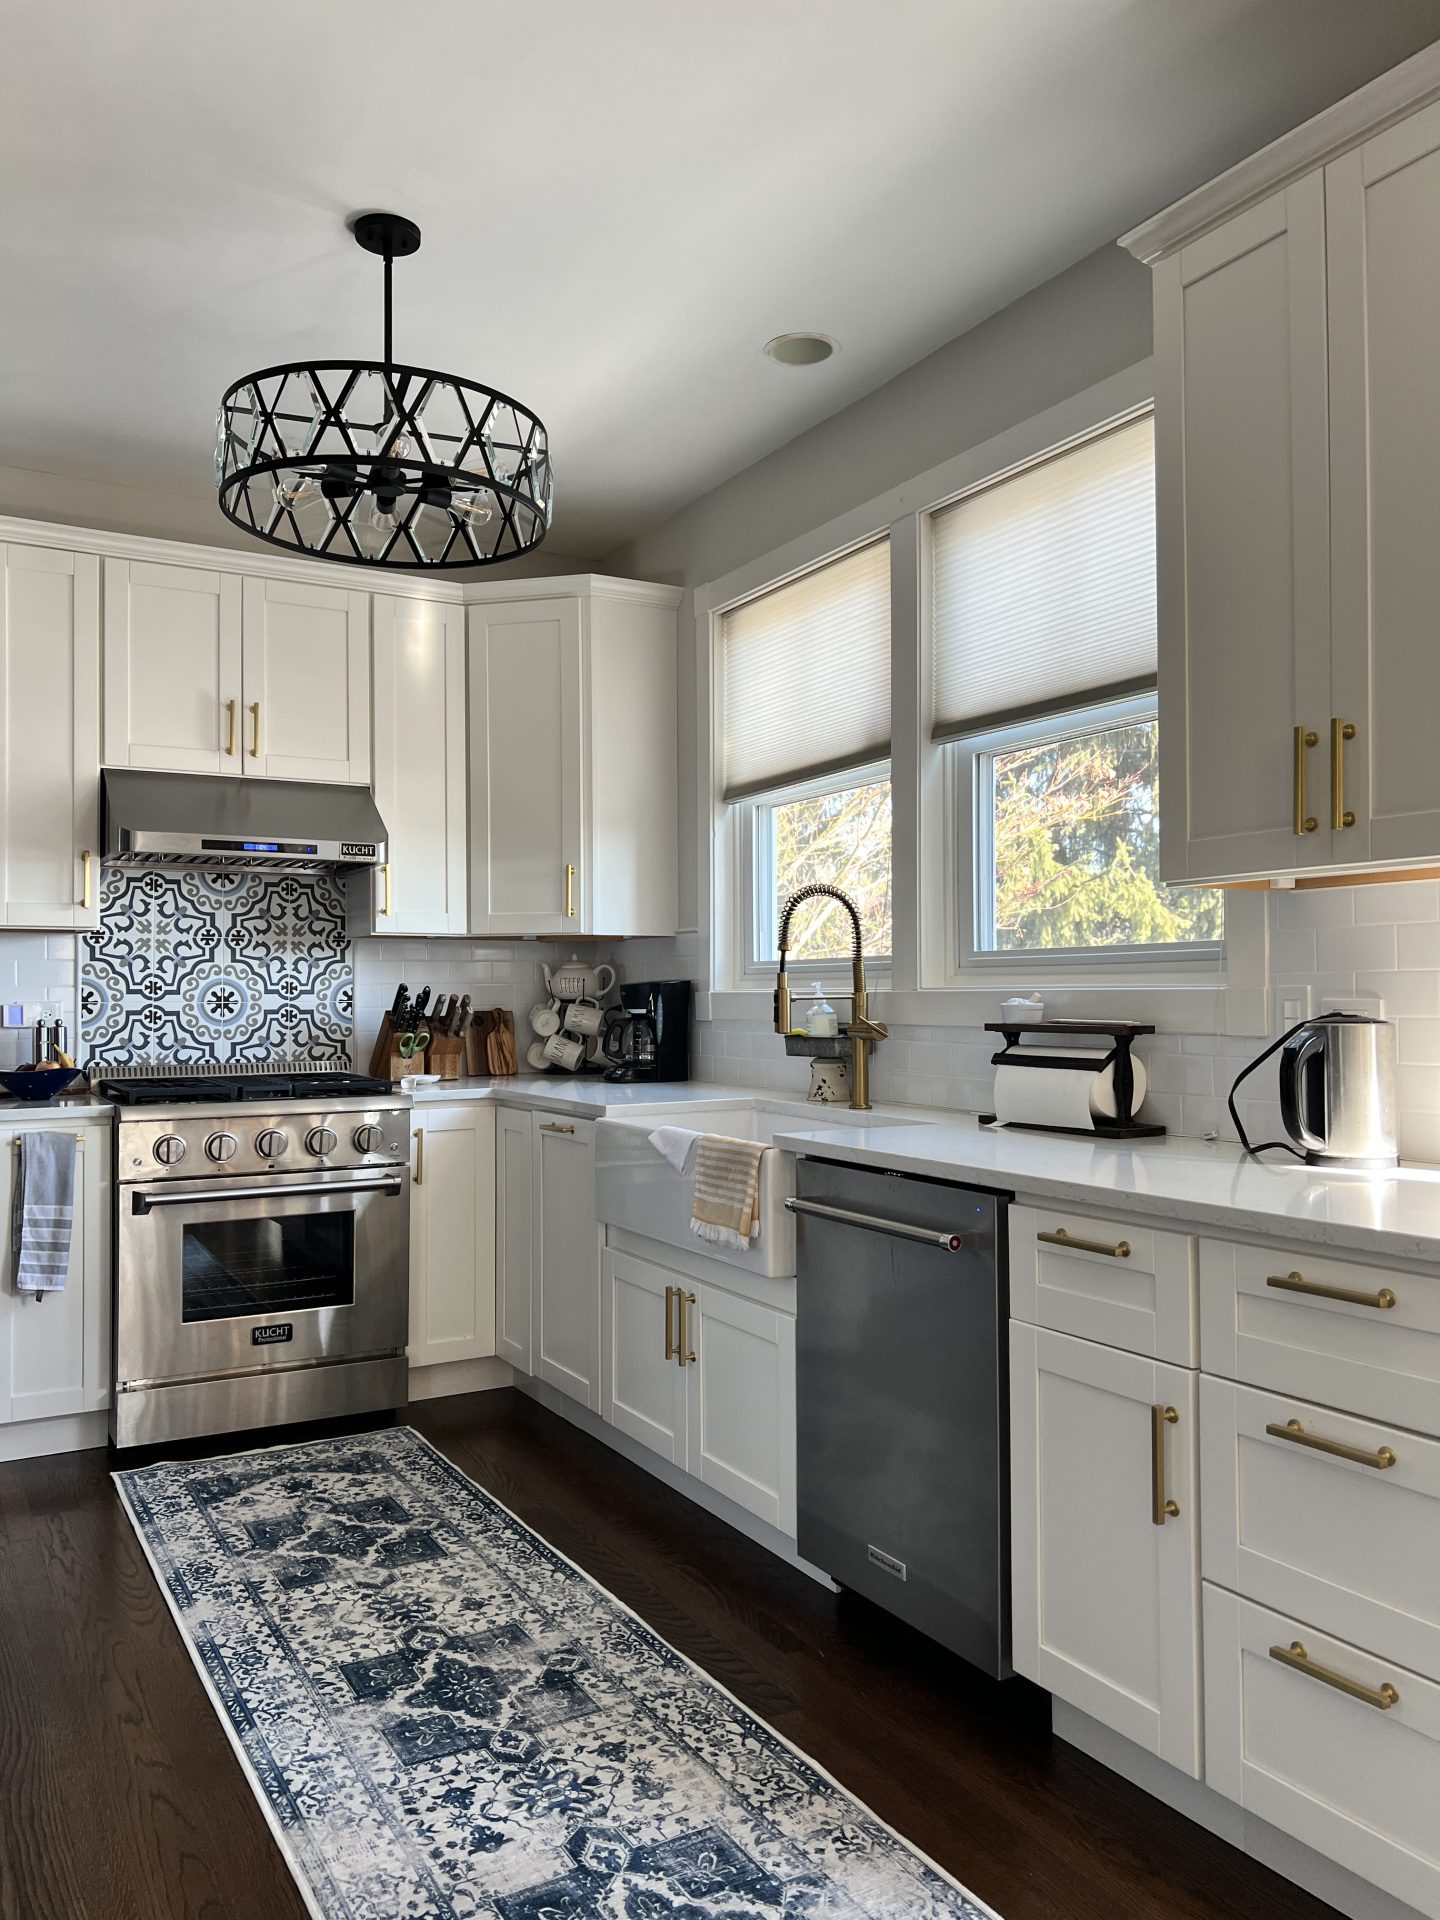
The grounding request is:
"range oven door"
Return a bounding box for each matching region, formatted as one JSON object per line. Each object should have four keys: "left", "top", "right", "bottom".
{"left": 116, "top": 1165, "right": 409, "bottom": 1390}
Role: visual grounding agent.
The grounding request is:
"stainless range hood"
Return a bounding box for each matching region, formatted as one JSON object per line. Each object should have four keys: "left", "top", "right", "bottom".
{"left": 101, "top": 769, "right": 388, "bottom": 873}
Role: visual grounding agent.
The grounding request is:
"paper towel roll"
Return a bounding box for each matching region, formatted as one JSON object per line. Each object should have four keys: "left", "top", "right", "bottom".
{"left": 992, "top": 1048, "right": 1147, "bottom": 1129}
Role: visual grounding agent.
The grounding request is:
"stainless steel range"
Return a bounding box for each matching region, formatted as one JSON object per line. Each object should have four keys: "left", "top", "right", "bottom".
{"left": 107, "top": 1071, "right": 410, "bottom": 1448}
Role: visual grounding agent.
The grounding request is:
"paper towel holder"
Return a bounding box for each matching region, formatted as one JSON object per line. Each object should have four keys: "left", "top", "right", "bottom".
{"left": 979, "top": 1018, "right": 1165, "bottom": 1140}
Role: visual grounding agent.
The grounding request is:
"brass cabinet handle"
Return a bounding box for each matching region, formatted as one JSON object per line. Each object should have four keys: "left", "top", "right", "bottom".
{"left": 80, "top": 849, "right": 92, "bottom": 911}
{"left": 379, "top": 863, "right": 392, "bottom": 917}
{"left": 249, "top": 700, "right": 262, "bottom": 758}
{"left": 564, "top": 862, "right": 577, "bottom": 918}
{"left": 1038, "top": 1227, "right": 1132, "bottom": 1259}
{"left": 1266, "top": 1270, "right": 1396, "bottom": 1311}
{"left": 412, "top": 1128, "right": 424, "bottom": 1186}
{"left": 1270, "top": 1640, "right": 1399, "bottom": 1711}
{"left": 1151, "top": 1403, "right": 1180, "bottom": 1525}
{"left": 676, "top": 1289, "right": 696, "bottom": 1367}
{"left": 1293, "top": 726, "right": 1319, "bottom": 834}
{"left": 1265, "top": 1416, "right": 1397, "bottom": 1471}
{"left": 540, "top": 1122, "right": 575, "bottom": 1135}
{"left": 225, "top": 697, "right": 238, "bottom": 757}
{"left": 664, "top": 1285, "right": 677, "bottom": 1362}
{"left": 1331, "top": 718, "right": 1357, "bottom": 830}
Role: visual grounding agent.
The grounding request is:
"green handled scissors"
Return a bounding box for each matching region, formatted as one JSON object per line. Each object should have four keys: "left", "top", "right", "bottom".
{"left": 397, "top": 1026, "right": 430, "bottom": 1060}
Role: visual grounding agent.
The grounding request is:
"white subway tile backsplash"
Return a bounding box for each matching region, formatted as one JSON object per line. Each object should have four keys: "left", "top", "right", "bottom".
{"left": 1398, "top": 921, "right": 1440, "bottom": 970}
{"left": 1314, "top": 922, "right": 1398, "bottom": 974}
{"left": 1275, "top": 887, "right": 1355, "bottom": 929}
{"left": 1354, "top": 882, "right": 1440, "bottom": 924}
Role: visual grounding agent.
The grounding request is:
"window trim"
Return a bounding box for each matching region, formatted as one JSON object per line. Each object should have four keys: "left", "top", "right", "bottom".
{"left": 731, "top": 758, "right": 894, "bottom": 986}
{"left": 695, "top": 358, "right": 1271, "bottom": 1037}
{"left": 948, "top": 692, "right": 1224, "bottom": 980}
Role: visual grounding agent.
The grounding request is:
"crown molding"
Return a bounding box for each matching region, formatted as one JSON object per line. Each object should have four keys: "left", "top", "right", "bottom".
{"left": 1120, "top": 42, "right": 1440, "bottom": 264}
{"left": 0, "top": 513, "right": 680, "bottom": 609}
{"left": 459, "top": 572, "right": 683, "bottom": 609}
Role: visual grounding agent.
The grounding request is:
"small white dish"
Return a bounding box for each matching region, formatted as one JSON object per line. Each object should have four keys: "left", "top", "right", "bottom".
{"left": 400, "top": 1072, "right": 442, "bottom": 1090}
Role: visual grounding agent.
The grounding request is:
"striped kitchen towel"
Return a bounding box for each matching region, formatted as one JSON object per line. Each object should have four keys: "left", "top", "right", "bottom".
{"left": 691, "top": 1133, "right": 767, "bottom": 1251}
{"left": 11, "top": 1130, "right": 77, "bottom": 1294}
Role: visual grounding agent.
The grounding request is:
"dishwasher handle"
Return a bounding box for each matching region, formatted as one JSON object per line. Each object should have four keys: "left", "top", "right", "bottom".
{"left": 785, "top": 1195, "right": 967, "bottom": 1252}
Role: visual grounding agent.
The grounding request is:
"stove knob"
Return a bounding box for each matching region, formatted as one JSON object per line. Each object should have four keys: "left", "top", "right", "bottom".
{"left": 152, "top": 1134, "right": 187, "bottom": 1167}
{"left": 353, "top": 1124, "right": 385, "bottom": 1155}
{"left": 204, "top": 1131, "right": 238, "bottom": 1163}
{"left": 255, "top": 1128, "right": 289, "bottom": 1161}
{"left": 305, "top": 1126, "right": 338, "bottom": 1157}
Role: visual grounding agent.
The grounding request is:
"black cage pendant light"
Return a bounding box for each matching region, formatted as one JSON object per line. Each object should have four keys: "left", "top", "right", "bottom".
{"left": 215, "top": 212, "right": 550, "bottom": 569}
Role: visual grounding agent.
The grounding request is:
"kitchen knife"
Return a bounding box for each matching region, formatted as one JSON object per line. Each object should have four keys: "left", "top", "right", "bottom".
{"left": 451, "top": 995, "right": 468, "bottom": 1036}
{"left": 389, "top": 983, "right": 408, "bottom": 1022}
{"left": 413, "top": 987, "right": 431, "bottom": 1023}
{"left": 433, "top": 993, "right": 453, "bottom": 1033}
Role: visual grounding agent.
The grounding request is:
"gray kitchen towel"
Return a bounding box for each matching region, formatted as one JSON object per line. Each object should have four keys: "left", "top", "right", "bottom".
{"left": 11, "top": 1130, "right": 76, "bottom": 1294}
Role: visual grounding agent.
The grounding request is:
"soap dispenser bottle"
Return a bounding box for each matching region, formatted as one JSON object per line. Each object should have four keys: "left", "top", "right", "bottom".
{"left": 805, "top": 984, "right": 838, "bottom": 1038}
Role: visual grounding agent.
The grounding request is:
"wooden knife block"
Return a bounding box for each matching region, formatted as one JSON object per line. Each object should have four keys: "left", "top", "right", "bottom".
{"left": 428, "top": 1035, "right": 465, "bottom": 1081}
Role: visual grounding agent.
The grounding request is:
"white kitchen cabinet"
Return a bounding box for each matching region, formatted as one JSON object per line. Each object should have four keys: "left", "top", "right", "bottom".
{"left": 1204, "top": 1586, "right": 1440, "bottom": 1918}
{"left": 600, "top": 1243, "right": 797, "bottom": 1535}
{"left": 364, "top": 595, "right": 467, "bottom": 934}
{"left": 1150, "top": 177, "right": 1334, "bottom": 884}
{"left": 103, "top": 557, "right": 243, "bottom": 774}
{"left": 0, "top": 1122, "right": 109, "bottom": 1425}
{"left": 240, "top": 576, "right": 370, "bottom": 785}
{"left": 1327, "top": 99, "right": 1440, "bottom": 868}
{"left": 408, "top": 1103, "right": 496, "bottom": 1370}
{"left": 104, "top": 559, "right": 369, "bottom": 784}
{"left": 1130, "top": 60, "right": 1440, "bottom": 884}
{"left": 602, "top": 1246, "right": 688, "bottom": 1465}
{"left": 467, "top": 577, "right": 680, "bottom": 938}
{"left": 0, "top": 545, "right": 100, "bottom": 930}
{"left": 494, "top": 1105, "right": 533, "bottom": 1373}
{"left": 687, "top": 1279, "right": 796, "bottom": 1535}
{"left": 1010, "top": 1321, "right": 1202, "bottom": 1775}
{"left": 532, "top": 1114, "right": 601, "bottom": 1409}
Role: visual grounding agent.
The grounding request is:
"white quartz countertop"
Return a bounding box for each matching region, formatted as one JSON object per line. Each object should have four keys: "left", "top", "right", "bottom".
{"left": 405, "top": 1075, "right": 785, "bottom": 1119}
{"left": 769, "top": 1115, "right": 1440, "bottom": 1266}
{"left": 0, "top": 1094, "right": 114, "bottom": 1121}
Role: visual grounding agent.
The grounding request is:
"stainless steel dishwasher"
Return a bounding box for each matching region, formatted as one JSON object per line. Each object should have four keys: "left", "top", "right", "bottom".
{"left": 789, "top": 1156, "right": 1010, "bottom": 1677}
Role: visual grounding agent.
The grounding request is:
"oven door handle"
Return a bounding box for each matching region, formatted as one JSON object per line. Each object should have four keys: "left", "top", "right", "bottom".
{"left": 130, "top": 1176, "right": 405, "bottom": 1214}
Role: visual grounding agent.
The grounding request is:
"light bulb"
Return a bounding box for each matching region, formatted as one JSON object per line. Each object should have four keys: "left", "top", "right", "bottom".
{"left": 274, "top": 472, "right": 320, "bottom": 509}
{"left": 452, "top": 489, "right": 495, "bottom": 526}
{"left": 368, "top": 503, "right": 399, "bottom": 534}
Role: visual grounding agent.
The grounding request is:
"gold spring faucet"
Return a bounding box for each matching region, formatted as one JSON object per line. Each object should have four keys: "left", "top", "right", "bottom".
{"left": 775, "top": 883, "right": 887, "bottom": 1111}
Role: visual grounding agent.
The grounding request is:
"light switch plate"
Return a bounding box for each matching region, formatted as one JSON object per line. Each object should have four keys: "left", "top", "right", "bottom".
{"left": 2, "top": 1004, "right": 23, "bottom": 1028}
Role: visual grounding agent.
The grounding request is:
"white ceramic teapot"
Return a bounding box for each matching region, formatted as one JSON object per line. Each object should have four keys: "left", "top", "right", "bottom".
{"left": 545, "top": 954, "right": 616, "bottom": 1002}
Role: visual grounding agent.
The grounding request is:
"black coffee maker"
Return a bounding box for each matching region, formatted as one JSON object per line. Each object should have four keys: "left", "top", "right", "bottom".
{"left": 603, "top": 979, "right": 692, "bottom": 1082}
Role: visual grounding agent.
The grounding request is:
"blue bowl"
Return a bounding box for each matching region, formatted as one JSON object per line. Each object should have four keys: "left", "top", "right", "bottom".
{"left": 0, "top": 1067, "right": 82, "bottom": 1103}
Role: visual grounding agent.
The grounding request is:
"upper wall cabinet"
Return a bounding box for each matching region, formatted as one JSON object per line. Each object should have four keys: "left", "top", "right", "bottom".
{"left": 103, "top": 558, "right": 242, "bottom": 774}
{"left": 1128, "top": 51, "right": 1440, "bottom": 884}
{"left": 467, "top": 578, "right": 680, "bottom": 938}
{"left": 103, "top": 559, "right": 370, "bottom": 785}
{"left": 361, "top": 594, "right": 467, "bottom": 936}
{"left": 0, "top": 545, "right": 101, "bottom": 930}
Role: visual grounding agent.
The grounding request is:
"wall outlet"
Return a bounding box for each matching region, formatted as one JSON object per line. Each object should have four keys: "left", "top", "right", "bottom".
{"left": 1279, "top": 992, "right": 1310, "bottom": 1027}
{"left": 1320, "top": 993, "right": 1386, "bottom": 1019}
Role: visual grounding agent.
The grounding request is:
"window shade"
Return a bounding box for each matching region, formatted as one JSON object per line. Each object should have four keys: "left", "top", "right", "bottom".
{"left": 930, "top": 414, "right": 1156, "bottom": 740}
{"left": 721, "top": 538, "right": 890, "bottom": 802}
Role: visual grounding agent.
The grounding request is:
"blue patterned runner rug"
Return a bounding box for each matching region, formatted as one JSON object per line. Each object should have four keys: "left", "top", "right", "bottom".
{"left": 115, "top": 1427, "right": 999, "bottom": 1920}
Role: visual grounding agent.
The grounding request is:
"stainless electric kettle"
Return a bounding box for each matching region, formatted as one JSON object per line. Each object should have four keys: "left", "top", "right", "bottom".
{"left": 1228, "top": 1011, "right": 1399, "bottom": 1167}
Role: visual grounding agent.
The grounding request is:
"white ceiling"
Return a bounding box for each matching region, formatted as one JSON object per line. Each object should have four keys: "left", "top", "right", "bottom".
{"left": 1, "top": 1, "right": 1435, "bottom": 563}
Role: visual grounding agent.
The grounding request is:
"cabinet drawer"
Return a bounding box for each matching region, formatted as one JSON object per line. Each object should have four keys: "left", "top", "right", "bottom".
{"left": 1202, "top": 1375, "right": 1440, "bottom": 1681}
{"left": 1203, "top": 1585, "right": 1440, "bottom": 1917}
{"left": 1010, "top": 1203, "right": 1197, "bottom": 1363}
{"left": 1200, "top": 1237, "right": 1440, "bottom": 1432}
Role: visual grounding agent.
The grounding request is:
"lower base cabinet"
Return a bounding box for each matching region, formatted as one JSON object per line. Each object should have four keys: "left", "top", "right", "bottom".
{"left": 408, "top": 1104, "right": 496, "bottom": 1369}
{"left": 1204, "top": 1584, "right": 1440, "bottom": 1918}
{"left": 602, "top": 1246, "right": 796, "bottom": 1536}
{"left": 0, "top": 1121, "right": 109, "bottom": 1426}
{"left": 495, "top": 1106, "right": 534, "bottom": 1373}
{"left": 1010, "top": 1320, "right": 1202, "bottom": 1775}
{"left": 533, "top": 1116, "right": 602, "bottom": 1411}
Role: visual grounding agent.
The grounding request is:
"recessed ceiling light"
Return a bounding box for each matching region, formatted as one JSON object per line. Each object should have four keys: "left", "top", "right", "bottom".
{"left": 763, "top": 332, "right": 837, "bottom": 366}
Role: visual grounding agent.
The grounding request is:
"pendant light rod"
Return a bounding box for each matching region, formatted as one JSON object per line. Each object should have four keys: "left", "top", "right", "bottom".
{"left": 353, "top": 211, "right": 421, "bottom": 370}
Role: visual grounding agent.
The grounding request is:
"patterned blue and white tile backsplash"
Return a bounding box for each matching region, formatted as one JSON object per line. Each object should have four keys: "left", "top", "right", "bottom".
{"left": 81, "top": 868, "right": 353, "bottom": 1067}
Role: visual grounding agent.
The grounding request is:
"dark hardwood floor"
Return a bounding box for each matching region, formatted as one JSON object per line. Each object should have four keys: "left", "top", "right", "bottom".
{"left": 0, "top": 1388, "right": 1332, "bottom": 1920}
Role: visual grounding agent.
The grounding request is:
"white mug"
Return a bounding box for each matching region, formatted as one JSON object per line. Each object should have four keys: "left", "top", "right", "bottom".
{"left": 543, "top": 1031, "right": 585, "bottom": 1071}
{"left": 530, "top": 999, "right": 562, "bottom": 1037}
{"left": 585, "top": 1032, "right": 604, "bottom": 1063}
{"left": 567, "top": 997, "right": 605, "bottom": 1036}
{"left": 526, "top": 1040, "right": 550, "bottom": 1071}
